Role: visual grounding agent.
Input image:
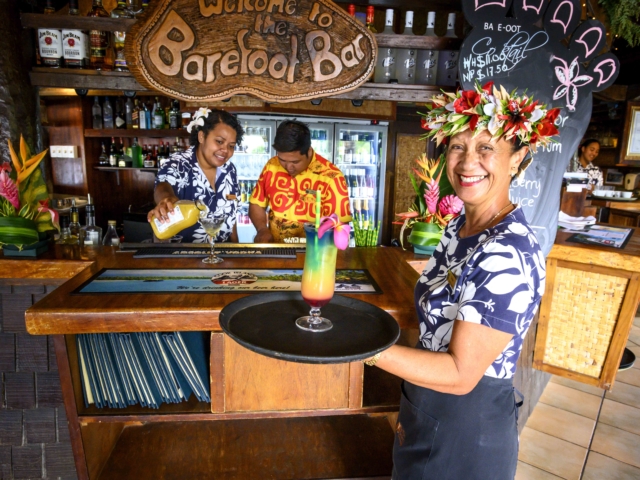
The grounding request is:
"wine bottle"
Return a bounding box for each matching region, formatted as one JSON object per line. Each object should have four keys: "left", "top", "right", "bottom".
{"left": 395, "top": 12, "right": 416, "bottom": 85}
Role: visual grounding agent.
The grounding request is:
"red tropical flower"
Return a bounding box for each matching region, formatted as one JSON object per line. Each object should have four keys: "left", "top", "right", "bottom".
{"left": 481, "top": 81, "right": 494, "bottom": 93}
{"left": 453, "top": 89, "right": 481, "bottom": 113}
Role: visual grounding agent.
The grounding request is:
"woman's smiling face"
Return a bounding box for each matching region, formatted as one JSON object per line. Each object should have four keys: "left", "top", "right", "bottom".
{"left": 446, "top": 130, "right": 526, "bottom": 208}
{"left": 198, "top": 123, "right": 237, "bottom": 168}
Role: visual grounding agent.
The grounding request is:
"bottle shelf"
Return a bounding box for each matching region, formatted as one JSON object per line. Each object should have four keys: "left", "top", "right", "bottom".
{"left": 21, "top": 13, "right": 137, "bottom": 32}
{"left": 30, "top": 67, "right": 450, "bottom": 102}
{"left": 95, "top": 166, "right": 158, "bottom": 172}
{"left": 85, "top": 129, "right": 189, "bottom": 138}
{"left": 374, "top": 34, "right": 461, "bottom": 50}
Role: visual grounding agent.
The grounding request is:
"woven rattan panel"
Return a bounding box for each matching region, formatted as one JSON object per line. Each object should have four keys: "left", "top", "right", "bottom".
{"left": 543, "top": 267, "right": 628, "bottom": 377}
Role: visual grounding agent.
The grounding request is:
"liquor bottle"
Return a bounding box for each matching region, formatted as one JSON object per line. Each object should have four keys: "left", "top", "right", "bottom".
{"left": 416, "top": 12, "right": 439, "bottom": 86}
{"left": 365, "top": 6, "right": 377, "bottom": 33}
{"left": 445, "top": 13, "right": 457, "bottom": 38}
{"left": 169, "top": 100, "right": 180, "bottom": 129}
{"left": 129, "top": 137, "right": 141, "bottom": 167}
{"left": 38, "top": 0, "right": 62, "bottom": 68}
{"left": 111, "top": 1, "right": 132, "bottom": 71}
{"left": 146, "top": 100, "right": 153, "bottom": 129}
{"left": 138, "top": 101, "right": 148, "bottom": 129}
{"left": 171, "top": 137, "right": 181, "bottom": 154}
{"left": 153, "top": 145, "right": 159, "bottom": 165}
{"left": 108, "top": 137, "right": 118, "bottom": 166}
{"left": 115, "top": 99, "right": 126, "bottom": 129}
{"left": 69, "top": 200, "right": 81, "bottom": 242}
{"left": 79, "top": 195, "right": 102, "bottom": 246}
{"left": 56, "top": 215, "right": 76, "bottom": 245}
{"left": 87, "top": 0, "right": 111, "bottom": 70}
{"left": 103, "top": 97, "right": 114, "bottom": 128}
{"left": 131, "top": 99, "right": 140, "bottom": 129}
{"left": 98, "top": 142, "right": 109, "bottom": 165}
{"left": 92, "top": 97, "right": 103, "bottom": 129}
{"left": 125, "top": 97, "right": 134, "bottom": 128}
{"left": 153, "top": 97, "right": 165, "bottom": 129}
{"left": 395, "top": 12, "right": 416, "bottom": 84}
{"left": 102, "top": 220, "right": 121, "bottom": 246}
{"left": 374, "top": 9, "right": 396, "bottom": 83}
{"left": 142, "top": 0, "right": 150, "bottom": 9}
{"left": 347, "top": 4, "right": 355, "bottom": 17}
{"left": 62, "top": 0, "right": 88, "bottom": 69}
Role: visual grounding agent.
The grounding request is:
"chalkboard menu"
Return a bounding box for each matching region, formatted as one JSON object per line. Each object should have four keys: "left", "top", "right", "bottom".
{"left": 460, "top": 0, "right": 619, "bottom": 255}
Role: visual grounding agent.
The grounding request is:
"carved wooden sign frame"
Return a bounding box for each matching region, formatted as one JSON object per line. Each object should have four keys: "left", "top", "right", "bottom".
{"left": 125, "top": 0, "right": 376, "bottom": 103}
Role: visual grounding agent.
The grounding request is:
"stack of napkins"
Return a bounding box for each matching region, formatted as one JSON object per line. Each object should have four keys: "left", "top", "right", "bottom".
{"left": 558, "top": 211, "right": 596, "bottom": 230}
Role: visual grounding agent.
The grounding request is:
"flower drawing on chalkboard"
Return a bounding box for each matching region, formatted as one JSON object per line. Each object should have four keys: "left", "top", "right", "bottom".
{"left": 551, "top": 56, "right": 593, "bottom": 112}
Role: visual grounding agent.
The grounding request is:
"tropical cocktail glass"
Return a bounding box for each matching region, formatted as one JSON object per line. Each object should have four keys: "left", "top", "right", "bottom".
{"left": 296, "top": 222, "right": 337, "bottom": 332}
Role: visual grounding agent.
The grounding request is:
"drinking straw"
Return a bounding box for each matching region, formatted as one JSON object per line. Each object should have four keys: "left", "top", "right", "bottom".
{"left": 315, "top": 189, "right": 321, "bottom": 230}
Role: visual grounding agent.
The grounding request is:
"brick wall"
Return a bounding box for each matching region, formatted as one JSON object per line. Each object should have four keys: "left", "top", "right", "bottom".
{"left": 0, "top": 284, "right": 77, "bottom": 480}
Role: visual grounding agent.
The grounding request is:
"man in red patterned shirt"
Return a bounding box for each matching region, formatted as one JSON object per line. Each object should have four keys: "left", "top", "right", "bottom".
{"left": 249, "top": 120, "right": 352, "bottom": 243}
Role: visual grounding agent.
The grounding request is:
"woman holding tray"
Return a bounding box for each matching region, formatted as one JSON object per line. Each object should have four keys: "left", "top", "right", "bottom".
{"left": 365, "top": 83, "right": 560, "bottom": 479}
{"left": 148, "top": 108, "right": 244, "bottom": 243}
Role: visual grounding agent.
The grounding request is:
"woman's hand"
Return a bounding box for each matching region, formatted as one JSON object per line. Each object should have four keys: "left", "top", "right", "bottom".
{"left": 148, "top": 195, "right": 179, "bottom": 224}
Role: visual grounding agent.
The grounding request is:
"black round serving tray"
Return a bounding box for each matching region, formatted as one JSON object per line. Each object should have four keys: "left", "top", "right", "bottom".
{"left": 219, "top": 292, "right": 400, "bottom": 364}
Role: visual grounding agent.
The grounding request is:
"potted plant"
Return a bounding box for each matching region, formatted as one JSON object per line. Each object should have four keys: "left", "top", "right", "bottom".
{"left": 395, "top": 153, "right": 463, "bottom": 255}
{"left": 0, "top": 136, "right": 59, "bottom": 255}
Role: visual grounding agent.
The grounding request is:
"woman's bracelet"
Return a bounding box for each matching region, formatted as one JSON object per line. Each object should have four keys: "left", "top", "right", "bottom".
{"left": 364, "top": 352, "right": 382, "bottom": 367}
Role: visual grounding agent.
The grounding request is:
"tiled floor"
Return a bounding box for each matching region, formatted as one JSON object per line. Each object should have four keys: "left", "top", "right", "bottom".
{"left": 516, "top": 317, "right": 640, "bottom": 480}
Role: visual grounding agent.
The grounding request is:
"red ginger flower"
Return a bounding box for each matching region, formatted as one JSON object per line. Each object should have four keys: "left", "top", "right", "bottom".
{"left": 424, "top": 180, "right": 439, "bottom": 215}
{"left": 0, "top": 170, "right": 19, "bottom": 210}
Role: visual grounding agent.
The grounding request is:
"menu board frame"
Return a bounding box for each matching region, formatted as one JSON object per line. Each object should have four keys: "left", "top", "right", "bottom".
{"left": 622, "top": 102, "right": 640, "bottom": 162}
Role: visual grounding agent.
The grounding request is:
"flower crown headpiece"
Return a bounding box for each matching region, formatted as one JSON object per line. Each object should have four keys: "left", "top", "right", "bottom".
{"left": 420, "top": 81, "right": 561, "bottom": 151}
{"left": 186, "top": 107, "right": 211, "bottom": 134}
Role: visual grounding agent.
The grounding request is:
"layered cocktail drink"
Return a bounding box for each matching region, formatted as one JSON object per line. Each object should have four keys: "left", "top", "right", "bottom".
{"left": 296, "top": 222, "right": 337, "bottom": 332}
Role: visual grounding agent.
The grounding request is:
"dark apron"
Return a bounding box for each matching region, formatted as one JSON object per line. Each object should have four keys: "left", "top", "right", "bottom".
{"left": 392, "top": 376, "right": 521, "bottom": 480}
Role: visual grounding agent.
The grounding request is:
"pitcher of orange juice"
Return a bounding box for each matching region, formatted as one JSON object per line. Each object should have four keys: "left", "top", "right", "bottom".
{"left": 150, "top": 199, "right": 208, "bottom": 240}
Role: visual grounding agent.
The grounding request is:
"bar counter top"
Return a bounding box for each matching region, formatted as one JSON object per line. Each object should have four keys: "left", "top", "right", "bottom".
{"left": 21, "top": 245, "right": 420, "bottom": 335}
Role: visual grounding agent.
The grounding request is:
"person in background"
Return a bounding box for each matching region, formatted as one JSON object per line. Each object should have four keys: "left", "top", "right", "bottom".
{"left": 575, "top": 138, "right": 603, "bottom": 189}
{"left": 249, "top": 120, "right": 351, "bottom": 242}
{"left": 147, "top": 108, "right": 244, "bottom": 243}
{"left": 365, "top": 83, "right": 559, "bottom": 479}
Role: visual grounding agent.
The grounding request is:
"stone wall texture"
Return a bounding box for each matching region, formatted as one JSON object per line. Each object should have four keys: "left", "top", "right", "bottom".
{"left": 0, "top": 284, "right": 77, "bottom": 480}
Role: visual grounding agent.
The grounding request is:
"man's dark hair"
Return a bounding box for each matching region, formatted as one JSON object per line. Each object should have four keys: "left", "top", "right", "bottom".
{"left": 189, "top": 109, "right": 244, "bottom": 147}
{"left": 273, "top": 120, "right": 311, "bottom": 155}
{"left": 580, "top": 138, "right": 600, "bottom": 150}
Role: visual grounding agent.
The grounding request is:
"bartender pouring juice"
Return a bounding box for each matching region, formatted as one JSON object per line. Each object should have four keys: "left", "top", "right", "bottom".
{"left": 147, "top": 109, "right": 244, "bottom": 243}
{"left": 249, "top": 120, "right": 352, "bottom": 243}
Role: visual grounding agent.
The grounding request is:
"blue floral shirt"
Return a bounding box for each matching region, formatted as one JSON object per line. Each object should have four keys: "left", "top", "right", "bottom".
{"left": 415, "top": 207, "right": 546, "bottom": 379}
{"left": 155, "top": 146, "right": 239, "bottom": 243}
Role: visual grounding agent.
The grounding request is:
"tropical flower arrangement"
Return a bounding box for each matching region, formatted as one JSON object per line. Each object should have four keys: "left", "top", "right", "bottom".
{"left": 318, "top": 213, "right": 350, "bottom": 250}
{"left": 420, "top": 81, "right": 561, "bottom": 149}
{"left": 0, "top": 136, "right": 59, "bottom": 249}
{"left": 395, "top": 153, "right": 463, "bottom": 249}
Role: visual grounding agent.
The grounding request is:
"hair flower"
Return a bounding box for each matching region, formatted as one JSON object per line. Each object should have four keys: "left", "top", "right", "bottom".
{"left": 186, "top": 108, "right": 211, "bottom": 133}
{"left": 420, "top": 81, "right": 562, "bottom": 152}
{"left": 317, "top": 213, "right": 350, "bottom": 250}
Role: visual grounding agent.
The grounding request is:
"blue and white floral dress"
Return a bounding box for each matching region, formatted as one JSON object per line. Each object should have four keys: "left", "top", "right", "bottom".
{"left": 156, "top": 146, "right": 239, "bottom": 243}
{"left": 392, "top": 206, "right": 546, "bottom": 480}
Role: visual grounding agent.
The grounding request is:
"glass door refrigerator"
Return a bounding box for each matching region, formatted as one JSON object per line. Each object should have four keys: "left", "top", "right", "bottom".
{"left": 333, "top": 123, "right": 388, "bottom": 245}
{"left": 232, "top": 117, "right": 276, "bottom": 242}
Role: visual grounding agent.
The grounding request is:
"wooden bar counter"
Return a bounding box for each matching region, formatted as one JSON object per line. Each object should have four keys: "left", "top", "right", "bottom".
{"left": 13, "top": 233, "right": 640, "bottom": 480}
{"left": 19, "top": 245, "right": 418, "bottom": 480}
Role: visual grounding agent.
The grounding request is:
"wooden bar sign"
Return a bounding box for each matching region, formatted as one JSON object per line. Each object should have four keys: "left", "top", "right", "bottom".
{"left": 125, "top": 0, "right": 376, "bottom": 103}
